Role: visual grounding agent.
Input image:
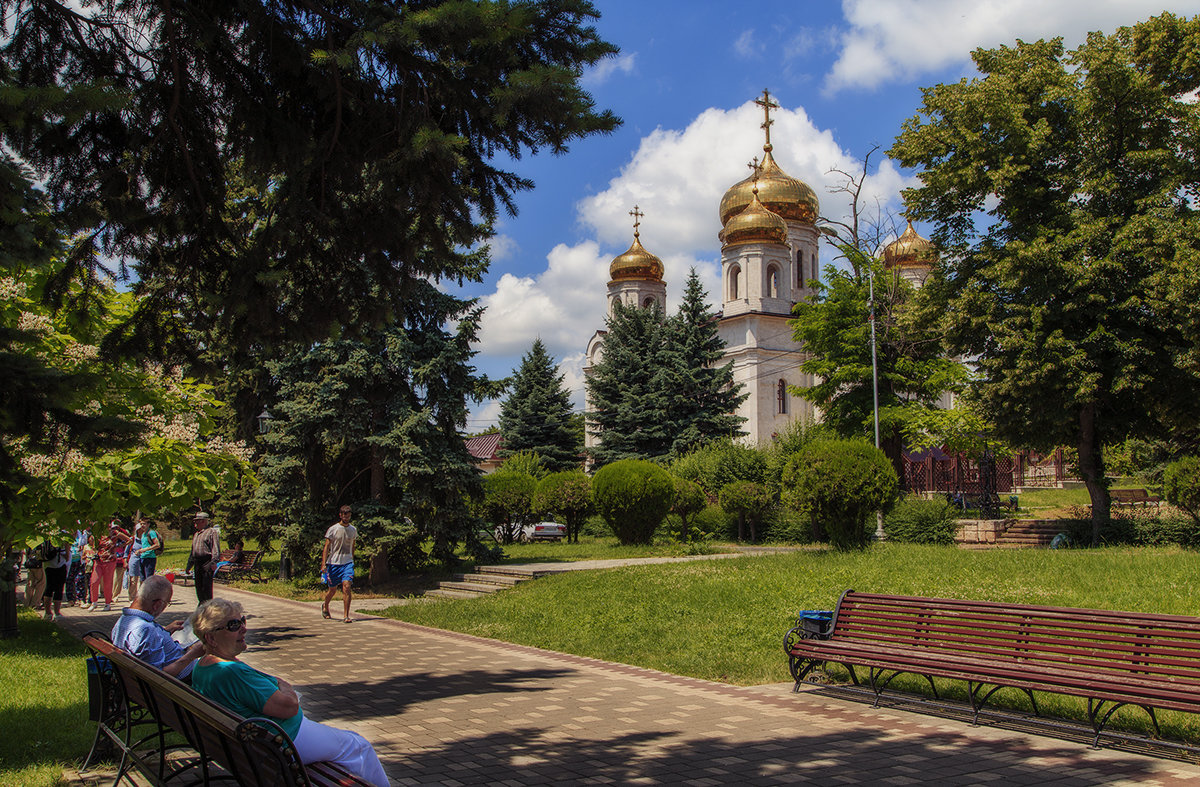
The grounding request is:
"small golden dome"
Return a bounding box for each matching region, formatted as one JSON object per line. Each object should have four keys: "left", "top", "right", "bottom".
{"left": 721, "top": 190, "right": 789, "bottom": 250}
{"left": 882, "top": 221, "right": 938, "bottom": 269}
{"left": 609, "top": 234, "right": 664, "bottom": 282}
{"left": 720, "top": 150, "right": 819, "bottom": 226}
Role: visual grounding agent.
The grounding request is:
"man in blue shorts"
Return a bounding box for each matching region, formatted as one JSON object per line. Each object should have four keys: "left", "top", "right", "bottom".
{"left": 321, "top": 505, "right": 357, "bottom": 623}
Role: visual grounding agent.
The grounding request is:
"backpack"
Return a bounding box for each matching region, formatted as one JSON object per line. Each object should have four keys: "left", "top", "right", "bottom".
{"left": 39, "top": 542, "right": 61, "bottom": 562}
{"left": 149, "top": 529, "right": 165, "bottom": 556}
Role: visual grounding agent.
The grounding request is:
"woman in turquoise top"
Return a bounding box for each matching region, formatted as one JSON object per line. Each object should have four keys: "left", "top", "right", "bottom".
{"left": 191, "top": 598, "right": 389, "bottom": 786}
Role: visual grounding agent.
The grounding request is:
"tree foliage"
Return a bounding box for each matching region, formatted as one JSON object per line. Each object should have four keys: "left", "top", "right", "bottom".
{"left": 253, "top": 297, "right": 494, "bottom": 572}
{"left": 586, "top": 302, "right": 674, "bottom": 465}
{"left": 889, "top": 14, "right": 1200, "bottom": 541}
{"left": 790, "top": 248, "right": 966, "bottom": 473}
{"left": 499, "top": 339, "right": 581, "bottom": 472}
{"left": 1, "top": 0, "right": 619, "bottom": 357}
{"left": 483, "top": 470, "right": 538, "bottom": 545}
{"left": 663, "top": 269, "right": 747, "bottom": 453}
{"left": 718, "top": 480, "right": 773, "bottom": 543}
{"left": 1164, "top": 457, "right": 1200, "bottom": 528}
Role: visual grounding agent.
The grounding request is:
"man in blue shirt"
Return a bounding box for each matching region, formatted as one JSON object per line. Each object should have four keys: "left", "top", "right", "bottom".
{"left": 111, "top": 575, "right": 204, "bottom": 681}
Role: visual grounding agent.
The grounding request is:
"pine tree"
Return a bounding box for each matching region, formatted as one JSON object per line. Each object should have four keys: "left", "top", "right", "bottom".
{"left": 586, "top": 302, "right": 675, "bottom": 466}
{"left": 665, "top": 269, "right": 747, "bottom": 454}
{"left": 1, "top": 0, "right": 620, "bottom": 357}
{"left": 498, "top": 339, "right": 581, "bottom": 472}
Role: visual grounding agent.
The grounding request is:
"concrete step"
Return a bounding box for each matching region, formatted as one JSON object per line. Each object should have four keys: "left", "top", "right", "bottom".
{"left": 452, "top": 571, "right": 528, "bottom": 587}
{"left": 473, "top": 566, "right": 544, "bottom": 580}
{"left": 436, "top": 580, "right": 505, "bottom": 594}
{"left": 424, "top": 588, "right": 488, "bottom": 600}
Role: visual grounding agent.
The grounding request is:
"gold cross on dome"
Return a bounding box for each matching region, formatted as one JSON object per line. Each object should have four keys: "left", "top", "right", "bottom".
{"left": 629, "top": 205, "right": 644, "bottom": 238}
{"left": 755, "top": 89, "right": 779, "bottom": 151}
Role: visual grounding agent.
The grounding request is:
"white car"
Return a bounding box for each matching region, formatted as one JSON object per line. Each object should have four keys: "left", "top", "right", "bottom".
{"left": 495, "top": 521, "right": 566, "bottom": 543}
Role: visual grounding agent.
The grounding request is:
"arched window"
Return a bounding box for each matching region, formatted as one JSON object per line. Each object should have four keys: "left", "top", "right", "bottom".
{"left": 643, "top": 296, "right": 657, "bottom": 308}
{"left": 729, "top": 265, "right": 741, "bottom": 300}
{"left": 777, "top": 379, "right": 788, "bottom": 414}
{"left": 797, "top": 251, "right": 804, "bottom": 288}
{"left": 767, "top": 265, "right": 780, "bottom": 298}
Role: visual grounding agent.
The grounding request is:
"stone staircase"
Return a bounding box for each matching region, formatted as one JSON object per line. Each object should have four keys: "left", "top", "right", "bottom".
{"left": 424, "top": 565, "right": 551, "bottom": 600}
{"left": 994, "top": 519, "right": 1065, "bottom": 548}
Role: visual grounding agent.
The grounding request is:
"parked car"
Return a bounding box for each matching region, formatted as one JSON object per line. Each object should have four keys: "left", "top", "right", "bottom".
{"left": 494, "top": 521, "right": 566, "bottom": 543}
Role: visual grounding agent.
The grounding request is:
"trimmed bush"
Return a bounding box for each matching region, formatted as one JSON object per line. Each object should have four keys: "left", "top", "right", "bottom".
{"left": 782, "top": 439, "right": 899, "bottom": 550}
{"left": 593, "top": 459, "right": 675, "bottom": 545}
{"left": 533, "top": 470, "right": 592, "bottom": 543}
{"left": 718, "top": 481, "right": 773, "bottom": 542}
{"left": 1164, "top": 456, "right": 1200, "bottom": 526}
{"left": 482, "top": 471, "right": 537, "bottom": 544}
{"left": 884, "top": 495, "right": 960, "bottom": 545}
{"left": 668, "top": 477, "right": 707, "bottom": 543}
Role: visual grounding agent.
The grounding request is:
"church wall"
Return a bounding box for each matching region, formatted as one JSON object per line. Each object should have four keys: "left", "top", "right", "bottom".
{"left": 718, "top": 312, "right": 814, "bottom": 445}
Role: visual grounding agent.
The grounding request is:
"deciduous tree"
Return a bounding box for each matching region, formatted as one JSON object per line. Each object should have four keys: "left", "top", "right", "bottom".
{"left": 890, "top": 14, "right": 1200, "bottom": 542}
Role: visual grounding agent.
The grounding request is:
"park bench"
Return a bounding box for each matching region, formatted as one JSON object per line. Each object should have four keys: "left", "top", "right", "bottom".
{"left": 785, "top": 590, "right": 1200, "bottom": 748}
{"left": 82, "top": 633, "right": 378, "bottom": 786}
{"left": 213, "top": 549, "right": 264, "bottom": 583}
{"left": 1111, "top": 488, "right": 1162, "bottom": 508}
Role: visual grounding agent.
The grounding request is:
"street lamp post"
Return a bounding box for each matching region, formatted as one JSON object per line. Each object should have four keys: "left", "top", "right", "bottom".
{"left": 869, "top": 264, "right": 885, "bottom": 541}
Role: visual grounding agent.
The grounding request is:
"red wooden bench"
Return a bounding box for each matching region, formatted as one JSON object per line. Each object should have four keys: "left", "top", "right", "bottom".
{"left": 786, "top": 590, "right": 1200, "bottom": 748}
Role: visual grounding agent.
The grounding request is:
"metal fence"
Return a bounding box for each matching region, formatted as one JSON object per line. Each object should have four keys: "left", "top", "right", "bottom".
{"left": 903, "top": 449, "right": 1068, "bottom": 494}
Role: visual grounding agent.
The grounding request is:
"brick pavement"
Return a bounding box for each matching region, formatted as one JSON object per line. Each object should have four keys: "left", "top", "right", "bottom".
{"left": 54, "top": 587, "right": 1200, "bottom": 786}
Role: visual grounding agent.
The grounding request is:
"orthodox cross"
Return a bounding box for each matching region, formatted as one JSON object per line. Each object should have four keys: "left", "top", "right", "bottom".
{"left": 630, "top": 205, "right": 644, "bottom": 239}
{"left": 755, "top": 89, "right": 779, "bottom": 152}
{"left": 747, "top": 156, "right": 762, "bottom": 196}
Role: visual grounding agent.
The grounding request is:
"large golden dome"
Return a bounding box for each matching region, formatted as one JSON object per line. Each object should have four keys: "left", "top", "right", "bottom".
{"left": 721, "top": 190, "right": 789, "bottom": 250}
{"left": 609, "top": 234, "right": 664, "bottom": 282}
{"left": 882, "top": 221, "right": 937, "bottom": 269}
{"left": 720, "top": 150, "right": 819, "bottom": 226}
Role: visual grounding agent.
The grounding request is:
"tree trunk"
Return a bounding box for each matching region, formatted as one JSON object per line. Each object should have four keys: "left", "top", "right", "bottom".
{"left": 1077, "top": 403, "right": 1109, "bottom": 545}
{"left": 1, "top": 549, "right": 19, "bottom": 639}
{"left": 369, "top": 546, "right": 389, "bottom": 584}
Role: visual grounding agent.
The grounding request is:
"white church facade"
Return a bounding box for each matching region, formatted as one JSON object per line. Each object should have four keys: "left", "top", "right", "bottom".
{"left": 584, "top": 90, "right": 936, "bottom": 450}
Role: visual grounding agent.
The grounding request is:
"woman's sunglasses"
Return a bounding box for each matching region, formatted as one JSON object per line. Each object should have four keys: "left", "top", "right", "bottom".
{"left": 223, "top": 616, "right": 247, "bottom": 631}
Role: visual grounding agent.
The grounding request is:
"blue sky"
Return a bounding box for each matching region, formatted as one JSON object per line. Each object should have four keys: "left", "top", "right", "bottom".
{"left": 457, "top": 0, "right": 1200, "bottom": 432}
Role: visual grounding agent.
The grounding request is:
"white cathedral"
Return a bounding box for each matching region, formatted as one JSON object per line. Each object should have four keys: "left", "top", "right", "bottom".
{"left": 584, "top": 91, "right": 936, "bottom": 449}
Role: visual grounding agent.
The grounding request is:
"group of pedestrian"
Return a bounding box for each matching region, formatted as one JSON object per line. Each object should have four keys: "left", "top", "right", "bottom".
{"left": 22, "top": 516, "right": 164, "bottom": 620}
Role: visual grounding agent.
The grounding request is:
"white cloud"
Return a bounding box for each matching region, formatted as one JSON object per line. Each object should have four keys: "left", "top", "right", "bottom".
{"left": 825, "top": 0, "right": 1200, "bottom": 93}
{"left": 734, "top": 29, "right": 761, "bottom": 58}
{"left": 582, "top": 53, "right": 636, "bottom": 87}
{"left": 486, "top": 234, "right": 518, "bottom": 262}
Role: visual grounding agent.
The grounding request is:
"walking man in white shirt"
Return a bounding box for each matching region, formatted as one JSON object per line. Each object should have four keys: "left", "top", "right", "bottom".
{"left": 321, "top": 505, "right": 357, "bottom": 623}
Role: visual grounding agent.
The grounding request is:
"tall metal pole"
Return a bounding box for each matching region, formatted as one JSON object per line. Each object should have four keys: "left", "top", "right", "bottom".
{"left": 869, "top": 265, "right": 885, "bottom": 540}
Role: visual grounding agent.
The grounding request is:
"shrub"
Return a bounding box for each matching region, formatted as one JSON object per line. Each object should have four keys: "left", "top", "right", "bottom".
{"left": 782, "top": 439, "right": 899, "bottom": 551}
{"left": 670, "top": 440, "right": 767, "bottom": 497}
{"left": 884, "top": 495, "right": 960, "bottom": 545}
{"left": 533, "top": 471, "right": 592, "bottom": 543}
{"left": 592, "top": 459, "right": 675, "bottom": 545}
{"left": 1164, "top": 456, "right": 1200, "bottom": 526}
{"left": 693, "top": 505, "right": 734, "bottom": 540}
{"left": 762, "top": 506, "right": 814, "bottom": 544}
{"left": 499, "top": 450, "right": 550, "bottom": 479}
{"left": 669, "top": 477, "right": 707, "bottom": 543}
{"left": 718, "top": 481, "right": 773, "bottom": 542}
{"left": 482, "top": 471, "right": 537, "bottom": 544}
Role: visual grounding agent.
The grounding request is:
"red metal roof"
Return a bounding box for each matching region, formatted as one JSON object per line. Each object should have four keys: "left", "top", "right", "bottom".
{"left": 464, "top": 432, "right": 502, "bottom": 461}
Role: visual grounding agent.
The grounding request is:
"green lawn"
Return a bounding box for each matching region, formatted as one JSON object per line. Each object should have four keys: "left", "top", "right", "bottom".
{"left": 0, "top": 609, "right": 93, "bottom": 787}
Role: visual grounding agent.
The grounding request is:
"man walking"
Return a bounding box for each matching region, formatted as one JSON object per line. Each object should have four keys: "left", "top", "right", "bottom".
{"left": 188, "top": 512, "right": 221, "bottom": 603}
{"left": 321, "top": 505, "right": 357, "bottom": 623}
{"left": 111, "top": 575, "right": 205, "bottom": 680}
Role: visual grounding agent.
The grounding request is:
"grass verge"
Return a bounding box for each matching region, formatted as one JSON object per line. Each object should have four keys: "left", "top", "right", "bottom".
{"left": 0, "top": 608, "right": 92, "bottom": 787}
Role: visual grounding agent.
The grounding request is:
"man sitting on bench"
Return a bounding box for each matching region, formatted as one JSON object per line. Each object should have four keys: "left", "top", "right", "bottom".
{"left": 111, "top": 575, "right": 205, "bottom": 681}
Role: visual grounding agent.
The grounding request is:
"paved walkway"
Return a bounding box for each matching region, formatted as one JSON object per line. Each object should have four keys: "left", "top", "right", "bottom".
{"left": 49, "top": 583, "right": 1200, "bottom": 786}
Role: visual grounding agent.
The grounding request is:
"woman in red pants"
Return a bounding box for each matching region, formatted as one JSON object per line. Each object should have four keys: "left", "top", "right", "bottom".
{"left": 87, "top": 523, "right": 127, "bottom": 611}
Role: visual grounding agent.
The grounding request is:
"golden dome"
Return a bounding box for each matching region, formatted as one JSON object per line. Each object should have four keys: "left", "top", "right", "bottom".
{"left": 721, "top": 190, "right": 789, "bottom": 250}
{"left": 720, "top": 150, "right": 819, "bottom": 226}
{"left": 609, "top": 234, "right": 664, "bottom": 283}
{"left": 882, "top": 221, "right": 938, "bottom": 269}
